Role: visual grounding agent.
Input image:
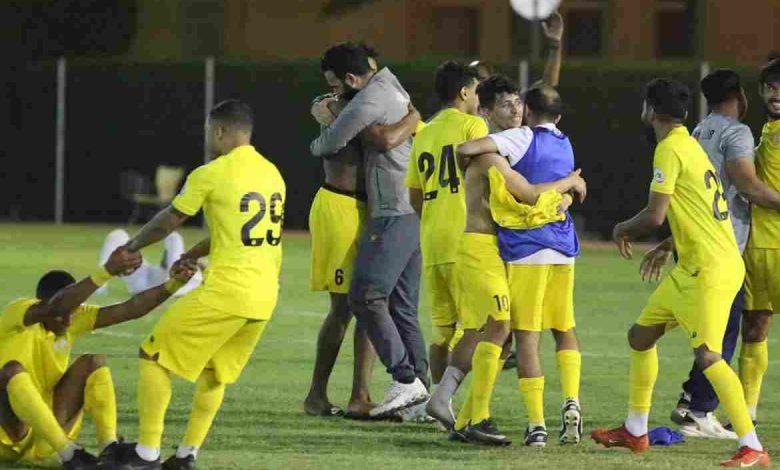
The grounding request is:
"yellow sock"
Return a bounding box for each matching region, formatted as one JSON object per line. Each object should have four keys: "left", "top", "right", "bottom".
{"left": 739, "top": 340, "right": 768, "bottom": 417}
{"left": 556, "top": 349, "right": 581, "bottom": 401}
{"left": 518, "top": 376, "right": 545, "bottom": 425}
{"left": 182, "top": 370, "right": 225, "bottom": 448}
{"left": 705, "top": 360, "right": 755, "bottom": 437}
{"left": 7, "top": 372, "right": 70, "bottom": 453}
{"left": 455, "top": 387, "right": 474, "bottom": 430}
{"left": 469, "top": 342, "right": 502, "bottom": 424}
{"left": 628, "top": 347, "right": 658, "bottom": 414}
{"left": 84, "top": 367, "right": 117, "bottom": 448}
{"left": 138, "top": 359, "right": 172, "bottom": 449}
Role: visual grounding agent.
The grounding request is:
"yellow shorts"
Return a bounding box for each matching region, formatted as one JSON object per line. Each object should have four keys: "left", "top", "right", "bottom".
{"left": 309, "top": 186, "right": 366, "bottom": 294}
{"left": 508, "top": 264, "right": 575, "bottom": 332}
{"left": 638, "top": 266, "right": 742, "bottom": 353}
{"left": 424, "top": 263, "right": 459, "bottom": 327}
{"left": 744, "top": 248, "right": 780, "bottom": 314}
{"left": 0, "top": 395, "right": 82, "bottom": 462}
{"left": 141, "top": 291, "right": 269, "bottom": 384}
{"left": 455, "top": 233, "right": 510, "bottom": 330}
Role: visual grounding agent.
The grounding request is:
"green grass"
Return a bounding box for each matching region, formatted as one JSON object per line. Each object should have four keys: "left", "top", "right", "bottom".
{"left": 0, "top": 223, "right": 778, "bottom": 469}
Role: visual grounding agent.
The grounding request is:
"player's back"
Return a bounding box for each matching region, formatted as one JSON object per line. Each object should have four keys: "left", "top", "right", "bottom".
{"left": 652, "top": 127, "right": 741, "bottom": 278}
{"left": 750, "top": 120, "right": 780, "bottom": 248}
{"left": 408, "top": 108, "right": 488, "bottom": 266}
{"left": 177, "top": 145, "right": 286, "bottom": 319}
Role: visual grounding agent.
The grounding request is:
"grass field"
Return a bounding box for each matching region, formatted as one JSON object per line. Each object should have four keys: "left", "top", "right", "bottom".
{"left": 1, "top": 223, "right": 778, "bottom": 469}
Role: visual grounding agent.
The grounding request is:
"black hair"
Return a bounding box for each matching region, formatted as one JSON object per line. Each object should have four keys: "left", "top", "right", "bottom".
{"left": 767, "top": 51, "right": 780, "bottom": 63}
{"left": 760, "top": 59, "right": 780, "bottom": 86}
{"left": 476, "top": 74, "right": 520, "bottom": 110}
{"left": 643, "top": 78, "right": 690, "bottom": 121}
{"left": 468, "top": 60, "right": 494, "bottom": 79}
{"left": 434, "top": 61, "right": 480, "bottom": 104}
{"left": 36, "top": 270, "right": 75, "bottom": 300}
{"left": 359, "top": 43, "right": 380, "bottom": 60}
{"left": 209, "top": 99, "right": 254, "bottom": 132}
{"left": 320, "top": 43, "right": 372, "bottom": 80}
{"left": 524, "top": 85, "right": 563, "bottom": 120}
{"left": 700, "top": 69, "right": 742, "bottom": 105}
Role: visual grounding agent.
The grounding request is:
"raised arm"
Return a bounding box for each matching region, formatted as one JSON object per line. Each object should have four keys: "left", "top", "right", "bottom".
{"left": 362, "top": 104, "right": 421, "bottom": 151}
{"left": 93, "top": 259, "right": 197, "bottom": 329}
{"left": 540, "top": 12, "right": 563, "bottom": 87}
{"left": 23, "top": 248, "right": 142, "bottom": 327}
{"left": 126, "top": 206, "right": 189, "bottom": 253}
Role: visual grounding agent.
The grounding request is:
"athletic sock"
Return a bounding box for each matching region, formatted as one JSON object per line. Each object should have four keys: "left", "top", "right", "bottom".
{"left": 556, "top": 349, "right": 581, "bottom": 401}
{"left": 625, "top": 412, "right": 649, "bottom": 437}
{"left": 433, "top": 366, "right": 465, "bottom": 405}
{"left": 468, "top": 342, "right": 502, "bottom": 423}
{"left": 182, "top": 369, "right": 225, "bottom": 449}
{"left": 739, "top": 431, "right": 763, "bottom": 451}
{"left": 138, "top": 359, "right": 172, "bottom": 454}
{"left": 454, "top": 388, "right": 474, "bottom": 430}
{"left": 705, "top": 359, "right": 760, "bottom": 449}
{"left": 7, "top": 372, "right": 71, "bottom": 455}
{"left": 738, "top": 340, "right": 768, "bottom": 420}
{"left": 518, "top": 376, "right": 545, "bottom": 427}
{"left": 84, "top": 366, "right": 117, "bottom": 449}
{"left": 176, "top": 445, "right": 199, "bottom": 459}
{"left": 628, "top": 346, "right": 658, "bottom": 428}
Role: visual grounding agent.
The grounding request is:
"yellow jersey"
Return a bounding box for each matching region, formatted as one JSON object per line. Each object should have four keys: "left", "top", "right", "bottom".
{"left": 650, "top": 127, "right": 741, "bottom": 282}
{"left": 749, "top": 120, "right": 780, "bottom": 249}
{"left": 0, "top": 299, "right": 98, "bottom": 392}
{"left": 405, "top": 108, "right": 488, "bottom": 266}
{"left": 173, "top": 145, "right": 286, "bottom": 319}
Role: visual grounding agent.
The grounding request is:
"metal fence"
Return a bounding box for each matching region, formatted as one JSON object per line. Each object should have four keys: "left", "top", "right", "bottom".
{"left": 0, "top": 58, "right": 768, "bottom": 236}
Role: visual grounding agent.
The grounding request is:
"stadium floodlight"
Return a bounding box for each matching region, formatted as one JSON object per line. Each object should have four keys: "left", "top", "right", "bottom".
{"left": 509, "top": 0, "right": 561, "bottom": 20}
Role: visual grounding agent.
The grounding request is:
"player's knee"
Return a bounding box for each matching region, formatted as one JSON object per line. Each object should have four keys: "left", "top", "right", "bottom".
{"left": 742, "top": 313, "right": 770, "bottom": 342}
{"left": 694, "top": 346, "right": 722, "bottom": 370}
{"left": 0, "top": 361, "right": 25, "bottom": 388}
{"left": 552, "top": 328, "right": 579, "bottom": 350}
{"left": 627, "top": 325, "right": 657, "bottom": 351}
{"left": 431, "top": 324, "right": 456, "bottom": 348}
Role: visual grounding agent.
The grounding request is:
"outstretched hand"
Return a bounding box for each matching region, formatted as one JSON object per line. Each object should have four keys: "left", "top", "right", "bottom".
{"left": 639, "top": 242, "right": 673, "bottom": 282}
{"left": 542, "top": 11, "right": 564, "bottom": 43}
{"left": 105, "top": 246, "right": 143, "bottom": 276}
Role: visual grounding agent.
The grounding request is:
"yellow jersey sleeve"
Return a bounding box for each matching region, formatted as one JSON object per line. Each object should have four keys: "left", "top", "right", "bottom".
{"left": 172, "top": 165, "right": 216, "bottom": 216}
{"left": 650, "top": 144, "right": 681, "bottom": 195}
{"left": 0, "top": 299, "right": 38, "bottom": 335}
{"left": 405, "top": 140, "right": 423, "bottom": 189}
{"left": 69, "top": 304, "right": 100, "bottom": 338}
{"left": 465, "top": 116, "right": 489, "bottom": 141}
{"left": 415, "top": 120, "right": 427, "bottom": 135}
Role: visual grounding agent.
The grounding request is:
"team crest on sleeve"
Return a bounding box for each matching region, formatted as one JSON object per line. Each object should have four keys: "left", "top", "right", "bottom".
{"left": 653, "top": 168, "right": 665, "bottom": 184}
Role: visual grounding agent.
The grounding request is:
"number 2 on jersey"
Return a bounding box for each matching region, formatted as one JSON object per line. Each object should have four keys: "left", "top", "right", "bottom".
{"left": 417, "top": 144, "right": 460, "bottom": 200}
{"left": 240, "top": 192, "right": 284, "bottom": 247}
{"left": 704, "top": 170, "right": 728, "bottom": 221}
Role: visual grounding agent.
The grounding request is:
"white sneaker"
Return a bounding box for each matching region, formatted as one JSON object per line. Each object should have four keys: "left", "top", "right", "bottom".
{"left": 369, "top": 378, "right": 429, "bottom": 418}
{"left": 679, "top": 411, "right": 737, "bottom": 440}
{"left": 397, "top": 400, "right": 436, "bottom": 424}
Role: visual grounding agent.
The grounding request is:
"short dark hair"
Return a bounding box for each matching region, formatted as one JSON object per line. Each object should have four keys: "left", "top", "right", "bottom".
{"left": 36, "top": 270, "right": 75, "bottom": 300}
{"left": 643, "top": 78, "right": 690, "bottom": 121}
{"left": 477, "top": 74, "right": 519, "bottom": 110}
{"left": 524, "top": 85, "right": 563, "bottom": 120}
{"left": 701, "top": 69, "right": 742, "bottom": 105}
{"left": 321, "top": 43, "right": 372, "bottom": 80}
{"left": 767, "top": 51, "right": 780, "bottom": 63}
{"left": 209, "top": 99, "right": 254, "bottom": 132}
{"left": 359, "top": 43, "right": 379, "bottom": 60}
{"left": 435, "top": 61, "right": 480, "bottom": 103}
{"left": 760, "top": 59, "right": 780, "bottom": 86}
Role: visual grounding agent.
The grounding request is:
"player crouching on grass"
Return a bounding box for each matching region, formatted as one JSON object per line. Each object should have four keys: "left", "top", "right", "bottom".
{"left": 0, "top": 246, "right": 196, "bottom": 470}
{"left": 592, "top": 78, "right": 769, "bottom": 467}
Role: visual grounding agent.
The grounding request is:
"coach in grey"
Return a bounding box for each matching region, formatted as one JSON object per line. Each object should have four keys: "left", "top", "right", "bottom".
{"left": 643, "top": 69, "right": 780, "bottom": 437}
{"left": 311, "top": 43, "right": 430, "bottom": 417}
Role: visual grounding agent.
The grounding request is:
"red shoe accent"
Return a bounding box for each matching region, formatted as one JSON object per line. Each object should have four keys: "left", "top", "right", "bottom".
{"left": 720, "top": 446, "right": 770, "bottom": 467}
{"left": 590, "top": 425, "right": 649, "bottom": 454}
